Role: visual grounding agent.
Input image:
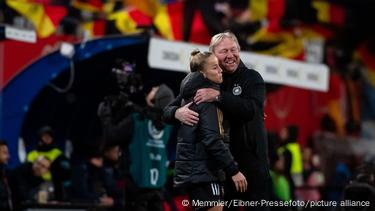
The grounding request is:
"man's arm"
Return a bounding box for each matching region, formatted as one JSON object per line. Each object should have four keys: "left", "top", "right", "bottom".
{"left": 163, "top": 94, "right": 183, "bottom": 125}
{"left": 163, "top": 95, "right": 199, "bottom": 126}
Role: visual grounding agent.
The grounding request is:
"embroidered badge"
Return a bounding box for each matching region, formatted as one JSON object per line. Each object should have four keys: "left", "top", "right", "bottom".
{"left": 232, "top": 84, "right": 242, "bottom": 95}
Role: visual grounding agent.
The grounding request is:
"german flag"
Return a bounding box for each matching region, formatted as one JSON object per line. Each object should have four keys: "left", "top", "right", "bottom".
{"left": 82, "top": 20, "right": 106, "bottom": 37}
{"left": 6, "top": 0, "right": 66, "bottom": 38}
{"left": 248, "top": 23, "right": 333, "bottom": 60}
{"left": 125, "top": 0, "right": 183, "bottom": 40}
{"left": 250, "top": 0, "right": 286, "bottom": 32}
{"left": 107, "top": 8, "right": 152, "bottom": 35}
{"left": 312, "top": 0, "right": 346, "bottom": 27}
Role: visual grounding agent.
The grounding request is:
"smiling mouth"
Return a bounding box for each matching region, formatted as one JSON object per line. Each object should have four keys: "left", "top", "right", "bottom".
{"left": 225, "top": 60, "right": 236, "bottom": 65}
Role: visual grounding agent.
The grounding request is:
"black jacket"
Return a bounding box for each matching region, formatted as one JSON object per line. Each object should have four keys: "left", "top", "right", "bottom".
{"left": 0, "top": 165, "right": 12, "bottom": 211}
{"left": 219, "top": 63, "right": 269, "bottom": 177}
{"left": 70, "top": 160, "right": 106, "bottom": 203}
{"left": 9, "top": 163, "right": 45, "bottom": 207}
{"left": 165, "top": 62, "right": 270, "bottom": 182}
{"left": 174, "top": 72, "right": 238, "bottom": 187}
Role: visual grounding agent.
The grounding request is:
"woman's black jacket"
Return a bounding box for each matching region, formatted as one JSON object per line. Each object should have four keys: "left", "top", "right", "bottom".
{"left": 174, "top": 72, "right": 239, "bottom": 187}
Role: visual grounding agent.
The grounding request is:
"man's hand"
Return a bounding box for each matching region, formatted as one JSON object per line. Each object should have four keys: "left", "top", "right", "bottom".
{"left": 100, "top": 196, "right": 114, "bottom": 207}
{"left": 194, "top": 88, "right": 220, "bottom": 104}
{"left": 175, "top": 102, "right": 199, "bottom": 126}
{"left": 232, "top": 172, "right": 248, "bottom": 193}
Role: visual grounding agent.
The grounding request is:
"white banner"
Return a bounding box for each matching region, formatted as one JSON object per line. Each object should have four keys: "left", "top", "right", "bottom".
{"left": 148, "top": 37, "right": 329, "bottom": 92}
{"left": 5, "top": 26, "right": 36, "bottom": 43}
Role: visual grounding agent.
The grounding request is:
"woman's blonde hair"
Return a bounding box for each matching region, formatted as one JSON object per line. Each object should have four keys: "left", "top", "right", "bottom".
{"left": 189, "top": 49, "right": 213, "bottom": 72}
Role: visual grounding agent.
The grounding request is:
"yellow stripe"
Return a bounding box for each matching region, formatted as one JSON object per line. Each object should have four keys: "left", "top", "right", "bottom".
{"left": 365, "top": 68, "right": 375, "bottom": 88}
{"left": 312, "top": 0, "right": 330, "bottom": 23}
{"left": 153, "top": 5, "right": 174, "bottom": 40}
{"left": 328, "top": 100, "right": 345, "bottom": 135}
{"left": 217, "top": 108, "right": 224, "bottom": 136}
{"left": 250, "top": 0, "right": 268, "bottom": 21}
{"left": 82, "top": 21, "right": 94, "bottom": 37}
{"left": 71, "top": 0, "right": 102, "bottom": 13}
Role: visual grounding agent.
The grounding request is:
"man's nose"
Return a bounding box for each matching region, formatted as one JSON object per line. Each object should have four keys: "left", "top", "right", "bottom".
{"left": 226, "top": 51, "right": 234, "bottom": 57}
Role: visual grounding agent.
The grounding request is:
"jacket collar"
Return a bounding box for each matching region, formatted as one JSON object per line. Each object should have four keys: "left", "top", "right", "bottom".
{"left": 223, "top": 60, "right": 246, "bottom": 79}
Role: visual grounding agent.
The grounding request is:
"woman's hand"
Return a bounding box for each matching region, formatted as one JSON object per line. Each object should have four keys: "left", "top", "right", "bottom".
{"left": 232, "top": 171, "right": 248, "bottom": 193}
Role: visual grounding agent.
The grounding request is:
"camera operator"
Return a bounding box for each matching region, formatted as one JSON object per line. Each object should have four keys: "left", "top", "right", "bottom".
{"left": 98, "top": 83, "right": 175, "bottom": 211}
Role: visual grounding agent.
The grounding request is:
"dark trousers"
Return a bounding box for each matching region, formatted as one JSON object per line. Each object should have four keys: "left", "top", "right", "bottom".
{"left": 224, "top": 174, "right": 272, "bottom": 211}
{"left": 127, "top": 188, "right": 164, "bottom": 211}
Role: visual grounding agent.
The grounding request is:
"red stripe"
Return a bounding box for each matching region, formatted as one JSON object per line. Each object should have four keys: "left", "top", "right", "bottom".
{"left": 329, "top": 4, "right": 345, "bottom": 27}
{"left": 93, "top": 20, "right": 106, "bottom": 36}
{"left": 167, "top": 1, "right": 183, "bottom": 41}
{"left": 358, "top": 45, "right": 375, "bottom": 70}
{"left": 128, "top": 9, "right": 153, "bottom": 27}
{"left": 267, "top": 0, "right": 285, "bottom": 32}
{"left": 189, "top": 10, "right": 211, "bottom": 44}
{"left": 44, "top": 5, "right": 67, "bottom": 27}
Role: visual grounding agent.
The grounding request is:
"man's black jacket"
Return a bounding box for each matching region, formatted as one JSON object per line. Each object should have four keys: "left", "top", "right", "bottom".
{"left": 173, "top": 72, "right": 238, "bottom": 187}
{"left": 164, "top": 62, "right": 270, "bottom": 183}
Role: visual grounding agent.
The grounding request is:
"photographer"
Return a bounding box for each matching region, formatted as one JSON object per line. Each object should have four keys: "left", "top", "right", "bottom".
{"left": 98, "top": 83, "right": 175, "bottom": 211}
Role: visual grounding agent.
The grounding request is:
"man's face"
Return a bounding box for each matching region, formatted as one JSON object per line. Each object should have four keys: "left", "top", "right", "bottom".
{"left": 105, "top": 146, "right": 120, "bottom": 162}
{"left": 213, "top": 37, "right": 240, "bottom": 74}
{"left": 0, "top": 145, "right": 10, "bottom": 165}
{"left": 41, "top": 133, "right": 53, "bottom": 145}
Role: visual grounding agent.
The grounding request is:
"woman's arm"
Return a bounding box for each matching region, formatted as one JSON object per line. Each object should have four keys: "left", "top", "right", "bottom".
{"left": 198, "top": 103, "right": 247, "bottom": 192}
{"left": 198, "top": 103, "right": 238, "bottom": 176}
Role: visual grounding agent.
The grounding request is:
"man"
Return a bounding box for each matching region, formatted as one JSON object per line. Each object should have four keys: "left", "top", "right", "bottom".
{"left": 98, "top": 84, "right": 175, "bottom": 211}
{"left": 103, "top": 143, "right": 125, "bottom": 210}
{"left": 27, "top": 126, "right": 63, "bottom": 181}
{"left": 278, "top": 125, "right": 303, "bottom": 200}
{"left": 164, "top": 31, "right": 271, "bottom": 210}
{"left": 9, "top": 156, "right": 51, "bottom": 209}
{"left": 70, "top": 150, "right": 114, "bottom": 207}
{"left": 0, "top": 140, "right": 12, "bottom": 211}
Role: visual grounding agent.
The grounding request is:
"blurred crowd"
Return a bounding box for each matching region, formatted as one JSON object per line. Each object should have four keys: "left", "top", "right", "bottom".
{"left": 2, "top": 121, "right": 375, "bottom": 211}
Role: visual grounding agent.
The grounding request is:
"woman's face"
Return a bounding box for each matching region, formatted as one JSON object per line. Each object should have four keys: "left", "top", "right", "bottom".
{"left": 202, "top": 55, "right": 223, "bottom": 84}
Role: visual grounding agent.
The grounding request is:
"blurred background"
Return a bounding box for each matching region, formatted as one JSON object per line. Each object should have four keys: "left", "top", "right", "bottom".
{"left": 1, "top": 0, "right": 375, "bottom": 210}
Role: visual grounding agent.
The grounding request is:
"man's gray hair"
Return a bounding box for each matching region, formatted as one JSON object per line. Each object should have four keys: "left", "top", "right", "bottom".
{"left": 209, "top": 31, "right": 241, "bottom": 52}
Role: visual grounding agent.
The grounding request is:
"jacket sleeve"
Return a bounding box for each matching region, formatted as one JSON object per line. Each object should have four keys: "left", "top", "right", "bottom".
{"left": 220, "top": 71, "right": 265, "bottom": 121}
{"left": 163, "top": 94, "right": 183, "bottom": 125}
{"left": 198, "top": 103, "right": 239, "bottom": 176}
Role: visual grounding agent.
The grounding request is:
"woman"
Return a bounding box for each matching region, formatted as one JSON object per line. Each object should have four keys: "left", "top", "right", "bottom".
{"left": 174, "top": 50, "right": 247, "bottom": 211}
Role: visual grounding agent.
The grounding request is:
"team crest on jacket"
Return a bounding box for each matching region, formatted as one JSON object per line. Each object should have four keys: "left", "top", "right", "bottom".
{"left": 232, "top": 84, "right": 242, "bottom": 95}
